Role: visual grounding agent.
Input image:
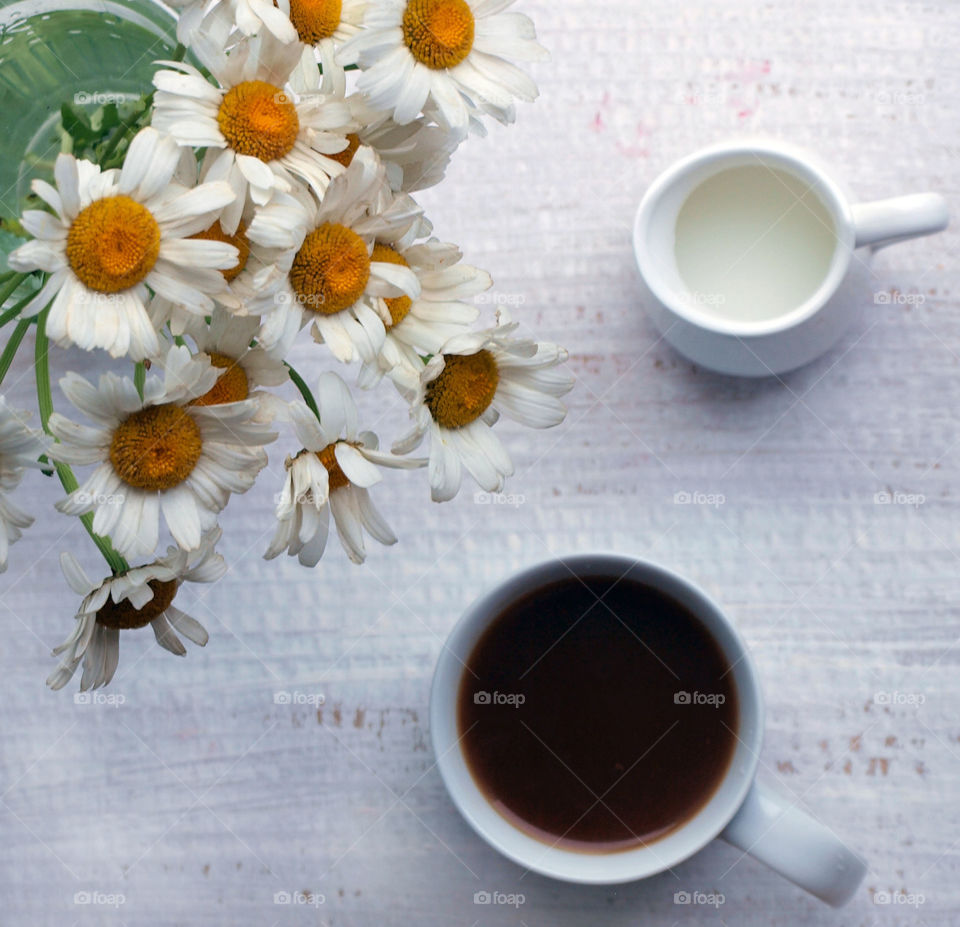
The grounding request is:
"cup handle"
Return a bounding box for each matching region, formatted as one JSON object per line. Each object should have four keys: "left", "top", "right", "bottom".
{"left": 719, "top": 780, "right": 867, "bottom": 907}
{"left": 852, "top": 193, "right": 949, "bottom": 249}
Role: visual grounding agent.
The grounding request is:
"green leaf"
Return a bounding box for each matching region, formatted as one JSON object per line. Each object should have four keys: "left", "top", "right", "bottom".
{"left": 96, "top": 102, "right": 120, "bottom": 133}
{"left": 59, "top": 102, "right": 96, "bottom": 146}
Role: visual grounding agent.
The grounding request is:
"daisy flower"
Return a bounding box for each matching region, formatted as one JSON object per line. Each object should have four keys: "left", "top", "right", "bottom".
{"left": 152, "top": 32, "right": 356, "bottom": 205}
{"left": 358, "top": 111, "right": 456, "bottom": 192}
{"left": 284, "top": 0, "right": 368, "bottom": 97}
{"left": 48, "top": 344, "right": 276, "bottom": 558}
{"left": 335, "top": 94, "right": 457, "bottom": 192}
{"left": 265, "top": 372, "right": 423, "bottom": 565}
{"left": 0, "top": 397, "right": 52, "bottom": 572}
{"left": 357, "top": 237, "right": 488, "bottom": 389}
{"left": 258, "top": 147, "right": 422, "bottom": 362}
{"left": 7, "top": 128, "right": 237, "bottom": 360}
{"left": 149, "top": 152, "right": 312, "bottom": 330}
{"left": 187, "top": 308, "right": 289, "bottom": 421}
{"left": 393, "top": 314, "right": 572, "bottom": 501}
{"left": 167, "top": 0, "right": 296, "bottom": 47}
{"left": 338, "top": 0, "right": 548, "bottom": 134}
{"left": 47, "top": 530, "right": 226, "bottom": 691}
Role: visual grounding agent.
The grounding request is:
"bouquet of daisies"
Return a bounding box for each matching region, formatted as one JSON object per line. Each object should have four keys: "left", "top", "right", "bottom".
{"left": 0, "top": 0, "right": 571, "bottom": 692}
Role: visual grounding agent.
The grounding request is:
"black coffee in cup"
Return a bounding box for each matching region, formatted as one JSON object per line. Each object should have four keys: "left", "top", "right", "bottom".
{"left": 457, "top": 574, "right": 738, "bottom": 851}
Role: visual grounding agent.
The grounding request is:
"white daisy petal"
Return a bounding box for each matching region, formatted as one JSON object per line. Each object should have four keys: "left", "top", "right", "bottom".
{"left": 495, "top": 377, "right": 568, "bottom": 427}
{"left": 164, "top": 606, "right": 209, "bottom": 646}
{"left": 334, "top": 442, "right": 383, "bottom": 488}
{"left": 152, "top": 612, "right": 187, "bottom": 656}
{"left": 315, "top": 372, "right": 357, "bottom": 439}
{"left": 8, "top": 238, "right": 67, "bottom": 273}
{"left": 355, "top": 487, "right": 397, "bottom": 545}
{"left": 297, "top": 502, "right": 330, "bottom": 567}
{"left": 329, "top": 486, "right": 366, "bottom": 563}
{"left": 159, "top": 237, "right": 238, "bottom": 269}
{"left": 428, "top": 428, "right": 463, "bottom": 502}
{"left": 449, "top": 425, "right": 501, "bottom": 491}
{"left": 101, "top": 628, "right": 121, "bottom": 684}
{"left": 312, "top": 314, "right": 357, "bottom": 363}
{"left": 19, "top": 209, "right": 67, "bottom": 240}
{"left": 119, "top": 127, "right": 179, "bottom": 201}
{"left": 59, "top": 552, "right": 96, "bottom": 597}
{"left": 54, "top": 153, "right": 81, "bottom": 219}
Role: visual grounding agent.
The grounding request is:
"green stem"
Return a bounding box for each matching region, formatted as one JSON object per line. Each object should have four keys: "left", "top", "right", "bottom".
{"left": 134, "top": 361, "right": 146, "bottom": 400}
{"left": 0, "top": 289, "right": 42, "bottom": 382}
{"left": 35, "top": 306, "right": 129, "bottom": 574}
{"left": 0, "top": 319, "right": 31, "bottom": 388}
{"left": 284, "top": 361, "right": 321, "bottom": 421}
{"left": 0, "top": 272, "right": 29, "bottom": 308}
{"left": 165, "top": 323, "right": 188, "bottom": 348}
{"left": 98, "top": 123, "right": 135, "bottom": 166}
{"left": 0, "top": 286, "right": 38, "bottom": 329}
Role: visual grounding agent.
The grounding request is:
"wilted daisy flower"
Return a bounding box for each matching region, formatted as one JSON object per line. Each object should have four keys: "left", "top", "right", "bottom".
{"left": 339, "top": 0, "right": 548, "bottom": 133}
{"left": 393, "top": 315, "right": 572, "bottom": 501}
{"left": 7, "top": 128, "right": 237, "bottom": 360}
{"left": 187, "top": 309, "right": 289, "bottom": 420}
{"left": 152, "top": 32, "right": 355, "bottom": 205}
{"left": 265, "top": 373, "right": 423, "bottom": 565}
{"left": 0, "top": 397, "right": 52, "bottom": 572}
{"left": 49, "top": 344, "right": 276, "bottom": 558}
{"left": 47, "top": 531, "right": 226, "bottom": 691}
{"left": 358, "top": 237, "right": 488, "bottom": 389}
{"left": 258, "top": 147, "right": 422, "bottom": 361}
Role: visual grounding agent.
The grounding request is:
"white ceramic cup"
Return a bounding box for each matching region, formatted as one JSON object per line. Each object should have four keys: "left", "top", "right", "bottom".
{"left": 632, "top": 139, "right": 949, "bottom": 376}
{"left": 430, "top": 553, "right": 868, "bottom": 906}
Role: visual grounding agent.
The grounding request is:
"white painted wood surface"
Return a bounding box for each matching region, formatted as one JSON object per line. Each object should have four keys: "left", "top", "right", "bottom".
{"left": 2, "top": 0, "right": 959, "bottom": 923}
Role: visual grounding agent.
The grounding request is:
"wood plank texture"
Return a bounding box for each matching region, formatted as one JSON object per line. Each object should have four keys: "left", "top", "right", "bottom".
{"left": 2, "top": 0, "right": 959, "bottom": 923}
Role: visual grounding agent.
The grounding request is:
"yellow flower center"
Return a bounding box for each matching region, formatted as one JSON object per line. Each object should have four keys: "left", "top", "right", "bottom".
{"left": 328, "top": 132, "right": 361, "bottom": 168}
{"left": 217, "top": 80, "right": 300, "bottom": 162}
{"left": 289, "top": 0, "right": 343, "bottom": 44}
{"left": 189, "top": 352, "right": 250, "bottom": 406}
{"left": 96, "top": 578, "right": 178, "bottom": 630}
{"left": 402, "top": 0, "right": 475, "bottom": 70}
{"left": 371, "top": 243, "right": 413, "bottom": 328}
{"left": 189, "top": 220, "right": 250, "bottom": 282}
{"left": 426, "top": 350, "right": 499, "bottom": 428}
{"left": 317, "top": 442, "right": 350, "bottom": 491}
{"left": 65, "top": 195, "right": 161, "bottom": 293}
{"left": 289, "top": 223, "right": 370, "bottom": 315}
{"left": 109, "top": 404, "right": 203, "bottom": 491}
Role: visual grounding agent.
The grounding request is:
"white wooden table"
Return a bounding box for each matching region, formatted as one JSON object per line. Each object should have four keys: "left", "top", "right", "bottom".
{"left": 3, "top": 0, "right": 959, "bottom": 923}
